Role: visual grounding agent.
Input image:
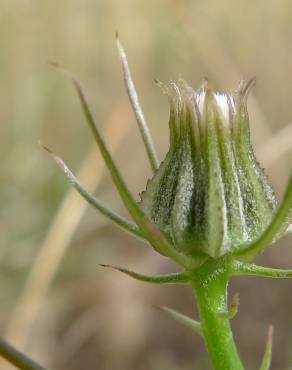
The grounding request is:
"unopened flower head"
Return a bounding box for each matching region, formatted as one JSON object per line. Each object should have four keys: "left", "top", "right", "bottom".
{"left": 140, "top": 78, "right": 282, "bottom": 259}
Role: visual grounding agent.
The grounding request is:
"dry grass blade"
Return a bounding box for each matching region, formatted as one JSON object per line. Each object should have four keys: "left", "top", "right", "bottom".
{"left": 3, "top": 99, "right": 132, "bottom": 352}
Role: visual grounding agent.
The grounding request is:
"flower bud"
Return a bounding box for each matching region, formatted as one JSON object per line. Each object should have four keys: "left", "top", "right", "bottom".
{"left": 139, "top": 79, "right": 278, "bottom": 259}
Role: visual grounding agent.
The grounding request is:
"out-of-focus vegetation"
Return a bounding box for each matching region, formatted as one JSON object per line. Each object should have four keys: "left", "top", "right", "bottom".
{"left": 0, "top": 1, "right": 291, "bottom": 369}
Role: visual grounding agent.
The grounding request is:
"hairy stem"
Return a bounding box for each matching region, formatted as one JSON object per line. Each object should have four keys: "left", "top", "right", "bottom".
{"left": 190, "top": 260, "right": 244, "bottom": 370}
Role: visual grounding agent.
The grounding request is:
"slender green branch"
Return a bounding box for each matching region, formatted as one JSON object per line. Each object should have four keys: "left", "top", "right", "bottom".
{"left": 99, "top": 264, "right": 189, "bottom": 284}
{"left": 42, "top": 145, "right": 144, "bottom": 240}
{"left": 218, "top": 293, "right": 239, "bottom": 320}
{"left": 232, "top": 260, "right": 292, "bottom": 278}
{"left": 259, "top": 326, "right": 273, "bottom": 370}
{"left": 235, "top": 176, "right": 292, "bottom": 260}
{"left": 155, "top": 306, "right": 203, "bottom": 336}
{"left": 0, "top": 337, "right": 47, "bottom": 370}
{"left": 116, "top": 33, "right": 159, "bottom": 172}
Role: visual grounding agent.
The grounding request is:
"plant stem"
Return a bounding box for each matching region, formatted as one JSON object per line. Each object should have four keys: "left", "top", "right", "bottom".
{"left": 191, "top": 260, "right": 244, "bottom": 370}
{"left": 0, "top": 337, "right": 47, "bottom": 370}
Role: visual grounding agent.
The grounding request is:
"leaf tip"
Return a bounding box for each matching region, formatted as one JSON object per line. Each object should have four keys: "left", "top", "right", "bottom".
{"left": 48, "top": 60, "right": 63, "bottom": 69}
{"left": 41, "top": 143, "right": 73, "bottom": 179}
{"left": 152, "top": 304, "right": 165, "bottom": 312}
{"left": 267, "top": 324, "right": 274, "bottom": 345}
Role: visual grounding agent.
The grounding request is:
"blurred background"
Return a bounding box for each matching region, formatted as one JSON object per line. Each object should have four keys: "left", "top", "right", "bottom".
{"left": 0, "top": 0, "right": 292, "bottom": 369}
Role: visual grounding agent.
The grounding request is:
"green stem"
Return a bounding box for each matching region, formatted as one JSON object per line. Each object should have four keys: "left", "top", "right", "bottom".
{"left": 191, "top": 261, "right": 244, "bottom": 370}
{"left": 0, "top": 337, "right": 47, "bottom": 370}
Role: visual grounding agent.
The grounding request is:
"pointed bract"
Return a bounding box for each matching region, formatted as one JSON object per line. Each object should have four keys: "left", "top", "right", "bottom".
{"left": 259, "top": 326, "right": 273, "bottom": 370}
{"left": 232, "top": 261, "right": 292, "bottom": 279}
{"left": 99, "top": 264, "right": 189, "bottom": 284}
{"left": 116, "top": 33, "right": 159, "bottom": 172}
{"left": 155, "top": 306, "right": 202, "bottom": 336}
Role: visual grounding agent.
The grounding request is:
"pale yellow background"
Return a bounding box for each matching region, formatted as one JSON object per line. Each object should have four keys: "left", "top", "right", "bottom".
{"left": 0, "top": 1, "right": 291, "bottom": 369}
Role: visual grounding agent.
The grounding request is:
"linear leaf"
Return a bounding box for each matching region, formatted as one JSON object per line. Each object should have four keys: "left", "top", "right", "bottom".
{"left": 155, "top": 306, "right": 202, "bottom": 336}
{"left": 232, "top": 261, "right": 292, "bottom": 279}
{"left": 259, "top": 326, "right": 273, "bottom": 370}
{"left": 116, "top": 32, "right": 159, "bottom": 172}
{"left": 43, "top": 145, "right": 144, "bottom": 240}
{"left": 100, "top": 264, "right": 189, "bottom": 284}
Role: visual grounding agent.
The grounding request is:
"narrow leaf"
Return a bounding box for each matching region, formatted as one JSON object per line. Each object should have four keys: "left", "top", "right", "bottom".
{"left": 232, "top": 261, "right": 292, "bottom": 279}
{"left": 155, "top": 306, "right": 202, "bottom": 336}
{"left": 259, "top": 325, "right": 273, "bottom": 370}
{"left": 70, "top": 73, "right": 187, "bottom": 266}
{"left": 50, "top": 63, "right": 187, "bottom": 267}
{"left": 99, "top": 264, "right": 189, "bottom": 284}
{"left": 116, "top": 32, "right": 159, "bottom": 172}
{"left": 42, "top": 145, "right": 144, "bottom": 239}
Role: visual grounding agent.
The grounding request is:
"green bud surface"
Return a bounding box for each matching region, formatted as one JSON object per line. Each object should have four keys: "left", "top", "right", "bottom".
{"left": 140, "top": 79, "right": 279, "bottom": 259}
